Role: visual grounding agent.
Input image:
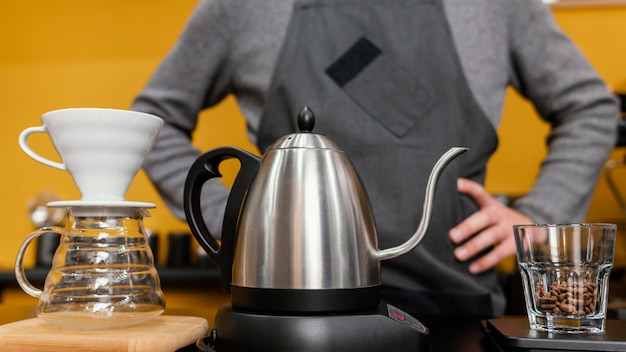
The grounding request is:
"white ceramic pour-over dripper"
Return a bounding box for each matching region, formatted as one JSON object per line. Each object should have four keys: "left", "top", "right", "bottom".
{"left": 19, "top": 108, "right": 163, "bottom": 206}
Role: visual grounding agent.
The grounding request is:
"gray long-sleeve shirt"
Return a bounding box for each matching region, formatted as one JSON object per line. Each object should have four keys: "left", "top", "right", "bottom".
{"left": 132, "top": 0, "right": 618, "bottom": 236}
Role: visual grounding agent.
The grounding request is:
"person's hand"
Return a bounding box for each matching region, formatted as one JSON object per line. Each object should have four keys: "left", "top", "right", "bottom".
{"left": 449, "top": 178, "right": 531, "bottom": 274}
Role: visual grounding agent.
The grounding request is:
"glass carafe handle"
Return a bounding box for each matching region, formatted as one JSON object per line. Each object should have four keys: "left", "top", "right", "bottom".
{"left": 15, "top": 227, "right": 62, "bottom": 297}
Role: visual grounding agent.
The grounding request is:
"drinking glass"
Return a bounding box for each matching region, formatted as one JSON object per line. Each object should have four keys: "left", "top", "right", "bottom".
{"left": 514, "top": 223, "right": 616, "bottom": 334}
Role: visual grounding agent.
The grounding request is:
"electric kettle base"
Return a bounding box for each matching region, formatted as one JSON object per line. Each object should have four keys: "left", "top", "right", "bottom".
{"left": 198, "top": 302, "right": 430, "bottom": 352}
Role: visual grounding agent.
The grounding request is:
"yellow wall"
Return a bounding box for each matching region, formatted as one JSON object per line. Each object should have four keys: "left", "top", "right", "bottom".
{"left": 486, "top": 6, "right": 626, "bottom": 226}
{"left": 0, "top": 0, "right": 256, "bottom": 270}
{"left": 1, "top": 2, "right": 626, "bottom": 274}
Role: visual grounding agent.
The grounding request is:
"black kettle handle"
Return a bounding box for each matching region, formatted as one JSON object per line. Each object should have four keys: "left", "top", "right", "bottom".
{"left": 184, "top": 147, "right": 261, "bottom": 292}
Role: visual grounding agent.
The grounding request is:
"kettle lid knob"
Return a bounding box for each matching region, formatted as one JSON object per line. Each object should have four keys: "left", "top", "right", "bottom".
{"left": 297, "top": 106, "right": 315, "bottom": 133}
{"left": 267, "top": 106, "right": 339, "bottom": 150}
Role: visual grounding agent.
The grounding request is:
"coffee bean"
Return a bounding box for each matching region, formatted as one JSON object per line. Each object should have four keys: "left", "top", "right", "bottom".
{"left": 534, "top": 273, "right": 599, "bottom": 316}
{"left": 560, "top": 302, "right": 576, "bottom": 312}
{"left": 539, "top": 296, "right": 557, "bottom": 304}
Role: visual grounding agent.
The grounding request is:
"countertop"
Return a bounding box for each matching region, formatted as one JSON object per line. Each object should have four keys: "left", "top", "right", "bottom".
{"left": 5, "top": 304, "right": 626, "bottom": 351}
{"left": 5, "top": 268, "right": 626, "bottom": 352}
{"left": 0, "top": 304, "right": 498, "bottom": 351}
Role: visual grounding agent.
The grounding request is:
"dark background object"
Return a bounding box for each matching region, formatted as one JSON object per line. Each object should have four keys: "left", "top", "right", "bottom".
{"left": 167, "top": 232, "right": 192, "bottom": 267}
{"left": 616, "top": 94, "right": 626, "bottom": 147}
{"left": 35, "top": 232, "right": 60, "bottom": 268}
{"left": 618, "top": 94, "right": 626, "bottom": 113}
{"left": 146, "top": 230, "right": 160, "bottom": 264}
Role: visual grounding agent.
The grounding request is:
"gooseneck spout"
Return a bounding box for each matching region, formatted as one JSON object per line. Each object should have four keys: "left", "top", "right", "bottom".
{"left": 377, "top": 147, "right": 468, "bottom": 261}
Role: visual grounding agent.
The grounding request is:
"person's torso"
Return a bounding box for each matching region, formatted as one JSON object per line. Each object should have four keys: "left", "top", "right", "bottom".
{"left": 217, "top": 0, "right": 518, "bottom": 141}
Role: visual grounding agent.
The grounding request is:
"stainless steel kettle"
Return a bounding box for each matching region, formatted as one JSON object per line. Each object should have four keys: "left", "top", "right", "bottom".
{"left": 184, "top": 107, "right": 467, "bottom": 313}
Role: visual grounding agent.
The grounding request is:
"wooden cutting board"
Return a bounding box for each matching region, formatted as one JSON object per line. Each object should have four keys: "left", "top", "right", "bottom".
{"left": 0, "top": 315, "right": 208, "bottom": 352}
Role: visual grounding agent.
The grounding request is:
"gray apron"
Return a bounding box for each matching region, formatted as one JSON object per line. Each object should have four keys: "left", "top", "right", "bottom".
{"left": 258, "top": 0, "right": 504, "bottom": 317}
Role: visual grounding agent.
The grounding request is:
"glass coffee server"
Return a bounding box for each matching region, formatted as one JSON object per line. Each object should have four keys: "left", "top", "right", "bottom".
{"left": 15, "top": 108, "right": 166, "bottom": 329}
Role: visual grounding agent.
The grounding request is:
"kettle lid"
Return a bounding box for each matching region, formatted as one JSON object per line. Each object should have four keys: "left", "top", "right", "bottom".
{"left": 266, "top": 107, "right": 341, "bottom": 151}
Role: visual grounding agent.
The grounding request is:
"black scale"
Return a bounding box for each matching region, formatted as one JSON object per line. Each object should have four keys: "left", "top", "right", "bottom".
{"left": 482, "top": 317, "right": 626, "bottom": 351}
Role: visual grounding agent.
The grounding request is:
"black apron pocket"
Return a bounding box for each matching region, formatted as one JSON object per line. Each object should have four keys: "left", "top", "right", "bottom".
{"left": 325, "top": 37, "right": 434, "bottom": 138}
